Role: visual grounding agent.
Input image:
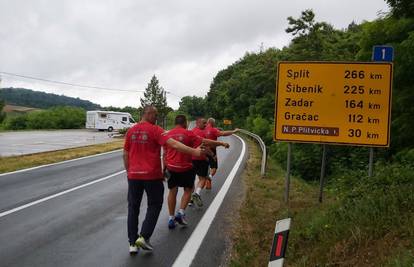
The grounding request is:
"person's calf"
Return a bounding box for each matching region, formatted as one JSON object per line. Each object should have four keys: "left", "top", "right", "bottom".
{"left": 197, "top": 177, "right": 207, "bottom": 191}
{"left": 168, "top": 187, "right": 178, "bottom": 216}
{"left": 210, "top": 168, "right": 217, "bottom": 176}
{"left": 181, "top": 187, "right": 193, "bottom": 209}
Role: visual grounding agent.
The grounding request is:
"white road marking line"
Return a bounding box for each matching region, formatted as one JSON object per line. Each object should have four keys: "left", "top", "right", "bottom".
{"left": 0, "top": 170, "right": 125, "bottom": 218}
{"left": 0, "top": 149, "right": 122, "bottom": 177}
{"left": 172, "top": 135, "right": 246, "bottom": 267}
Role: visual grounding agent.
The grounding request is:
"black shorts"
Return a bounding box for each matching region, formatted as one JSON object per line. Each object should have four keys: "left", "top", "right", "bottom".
{"left": 192, "top": 160, "right": 209, "bottom": 177}
{"left": 208, "top": 155, "right": 218, "bottom": 169}
{"left": 167, "top": 169, "right": 196, "bottom": 189}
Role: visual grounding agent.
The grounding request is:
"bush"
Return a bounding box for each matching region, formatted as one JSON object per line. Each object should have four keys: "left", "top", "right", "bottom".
{"left": 118, "top": 127, "right": 129, "bottom": 135}
{"left": 4, "top": 114, "right": 29, "bottom": 130}
{"left": 330, "top": 164, "right": 414, "bottom": 238}
{"left": 290, "top": 163, "right": 414, "bottom": 264}
{"left": 3, "top": 106, "right": 86, "bottom": 130}
{"left": 270, "top": 142, "right": 377, "bottom": 181}
{"left": 270, "top": 142, "right": 323, "bottom": 181}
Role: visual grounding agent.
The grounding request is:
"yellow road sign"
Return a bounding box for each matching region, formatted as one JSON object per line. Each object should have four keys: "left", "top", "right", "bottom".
{"left": 274, "top": 61, "right": 393, "bottom": 147}
{"left": 223, "top": 119, "right": 232, "bottom": 125}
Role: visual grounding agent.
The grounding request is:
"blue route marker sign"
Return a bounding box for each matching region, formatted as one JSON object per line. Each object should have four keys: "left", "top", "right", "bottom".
{"left": 372, "top": 45, "right": 394, "bottom": 62}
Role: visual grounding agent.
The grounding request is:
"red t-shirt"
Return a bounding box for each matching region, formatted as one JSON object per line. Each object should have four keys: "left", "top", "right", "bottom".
{"left": 205, "top": 125, "right": 220, "bottom": 141}
{"left": 124, "top": 121, "right": 168, "bottom": 180}
{"left": 192, "top": 127, "right": 207, "bottom": 161}
{"left": 164, "top": 126, "right": 202, "bottom": 172}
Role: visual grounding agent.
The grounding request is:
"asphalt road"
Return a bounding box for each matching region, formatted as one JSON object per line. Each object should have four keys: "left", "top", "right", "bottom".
{"left": 0, "top": 129, "right": 118, "bottom": 157}
{"left": 0, "top": 135, "right": 248, "bottom": 267}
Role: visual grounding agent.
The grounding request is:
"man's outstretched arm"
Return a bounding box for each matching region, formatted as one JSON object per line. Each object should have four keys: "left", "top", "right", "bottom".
{"left": 166, "top": 138, "right": 204, "bottom": 157}
{"left": 218, "top": 128, "right": 239, "bottom": 137}
{"left": 202, "top": 138, "right": 230, "bottom": 148}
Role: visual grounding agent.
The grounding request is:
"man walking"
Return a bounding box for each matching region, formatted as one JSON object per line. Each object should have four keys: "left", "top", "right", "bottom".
{"left": 165, "top": 115, "right": 229, "bottom": 229}
{"left": 204, "top": 118, "right": 239, "bottom": 189}
{"left": 123, "top": 106, "right": 204, "bottom": 254}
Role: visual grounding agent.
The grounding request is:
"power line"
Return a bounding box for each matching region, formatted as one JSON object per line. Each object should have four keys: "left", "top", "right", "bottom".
{"left": 0, "top": 71, "right": 144, "bottom": 93}
{"left": 0, "top": 71, "right": 184, "bottom": 100}
{"left": 166, "top": 91, "right": 182, "bottom": 98}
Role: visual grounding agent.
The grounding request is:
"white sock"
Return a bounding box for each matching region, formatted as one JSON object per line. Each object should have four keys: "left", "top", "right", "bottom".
{"left": 195, "top": 187, "right": 202, "bottom": 195}
{"left": 169, "top": 215, "right": 175, "bottom": 220}
{"left": 178, "top": 209, "right": 185, "bottom": 215}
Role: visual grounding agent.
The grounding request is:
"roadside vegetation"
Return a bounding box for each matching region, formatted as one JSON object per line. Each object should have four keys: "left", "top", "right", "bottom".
{"left": 0, "top": 140, "right": 124, "bottom": 174}
{"left": 0, "top": 106, "right": 86, "bottom": 130}
{"left": 195, "top": 1, "right": 414, "bottom": 265}
{"left": 231, "top": 136, "right": 414, "bottom": 266}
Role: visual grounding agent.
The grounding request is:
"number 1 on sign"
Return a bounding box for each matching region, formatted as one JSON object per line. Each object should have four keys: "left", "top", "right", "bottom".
{"left": 382, "top": 49, "right": 386, "bottom": 60}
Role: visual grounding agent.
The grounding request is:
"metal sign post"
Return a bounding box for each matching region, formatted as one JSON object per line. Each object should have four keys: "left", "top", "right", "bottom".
{"left": 368, "top": 147, "right": 374, "bottom": 177}
{"left": 318, "top": 144, "right": 327, "bottom": 203}
{"left": 284, "top": 143, "right": 292, "bottom": 204}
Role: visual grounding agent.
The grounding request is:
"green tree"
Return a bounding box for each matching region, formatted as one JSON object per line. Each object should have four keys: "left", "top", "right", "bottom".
{"left": 0, "top": 98, "right": 6, "bottom": 123}
{"left": 386, "top": 0, "right": 414, "bottom": 18}
{"left": 178, "top": 96, "right": 206, "bottom": 119}
{"left": 140, "top": 75, "right": 169, "bottom": 125}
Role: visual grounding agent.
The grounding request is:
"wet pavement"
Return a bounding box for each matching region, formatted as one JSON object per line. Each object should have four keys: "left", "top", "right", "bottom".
{"left": 0, "top": 129, "right": 120, "bottom": 157}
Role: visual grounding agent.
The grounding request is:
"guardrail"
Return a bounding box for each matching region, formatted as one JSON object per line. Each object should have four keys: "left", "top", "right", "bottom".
{"left": 238, "top": 129, "right": 267, "bottom": 177}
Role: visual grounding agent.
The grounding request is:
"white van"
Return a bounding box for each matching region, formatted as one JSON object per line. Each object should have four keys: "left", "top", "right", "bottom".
{"left": 86, "top": 110, "right": 136, "bottom": 132}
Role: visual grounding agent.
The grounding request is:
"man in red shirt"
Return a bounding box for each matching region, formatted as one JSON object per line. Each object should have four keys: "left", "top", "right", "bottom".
{"left": 204, "top": 118, "right": 239, "bottom": 189}
{"left": 164, "top": 115, "right": 229, "bottom": 229}
{"left": 190, "top": 118, "right": 220, "bottom": 207}
{"left": 123, "top": 106, "right": 204, "bottom": 254}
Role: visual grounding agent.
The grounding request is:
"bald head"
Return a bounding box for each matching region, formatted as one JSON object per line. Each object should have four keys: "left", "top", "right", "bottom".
{"left": 142, "top": 105, "right": 158, "bottom": 124}
{"left": 207, "top": 118, "right": 215, "bottom": 127}
{"left": 196, "top": 117, "right": 207, "bottom": 129}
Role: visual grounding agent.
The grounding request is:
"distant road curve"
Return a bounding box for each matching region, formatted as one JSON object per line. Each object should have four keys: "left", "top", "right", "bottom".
{"left": 0, "top": 129, "right": 118, "bottom": 157}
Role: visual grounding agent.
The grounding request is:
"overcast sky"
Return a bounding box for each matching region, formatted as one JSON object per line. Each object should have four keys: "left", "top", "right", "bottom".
{"left": 0, "top": 0, "right": 389, "bottom": 109}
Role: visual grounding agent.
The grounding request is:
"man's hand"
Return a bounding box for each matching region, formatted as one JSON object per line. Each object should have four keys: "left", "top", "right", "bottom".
{"left": 233, "top": 128, "right": 240, "bottom": 133}
{"left": 196, "top": 145, "right": 214, "bottom": 157}
{"left": 163, "top": 168, "right": 171, "bottom": 181}
{"left": 192, "top": 146, "right": 203, "bottom": 158}
{"left": 221, "top": 142, "right": 230, "bottom": 149}
{"left": 193, "top": 145, "right": 213, "bottom": 158}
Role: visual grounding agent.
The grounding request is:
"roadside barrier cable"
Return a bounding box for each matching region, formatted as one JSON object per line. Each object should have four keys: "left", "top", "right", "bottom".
{"left": 238, "top": 129, "right": 267, "bottom": 177}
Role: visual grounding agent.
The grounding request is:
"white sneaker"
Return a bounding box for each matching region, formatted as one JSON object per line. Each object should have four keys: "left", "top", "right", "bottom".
{"left": 129, "top": 244, "right": 138, "bottom": 255}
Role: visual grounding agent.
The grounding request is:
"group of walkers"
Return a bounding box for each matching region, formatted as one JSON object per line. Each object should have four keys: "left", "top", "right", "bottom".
{"left": 123, "top": 106, "right": 238, "bottom": 254}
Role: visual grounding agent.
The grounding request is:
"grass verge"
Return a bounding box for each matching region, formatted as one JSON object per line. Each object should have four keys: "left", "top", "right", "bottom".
{"left": 230, "top": 136, "right": 414, "bottom": 267}
{"left": 229, "top": 136, "right": 324, "bottom": 267}
{"left": 0, "top": 140, "right": 124, "bottom": 174}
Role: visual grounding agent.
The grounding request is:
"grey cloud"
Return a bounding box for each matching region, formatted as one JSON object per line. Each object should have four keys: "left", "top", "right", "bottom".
{"left": 0, "top": 0, "right": 389, "bottom": 108}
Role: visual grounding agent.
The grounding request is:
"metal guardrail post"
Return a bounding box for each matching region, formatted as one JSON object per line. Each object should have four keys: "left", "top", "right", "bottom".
{"left": 238, "top": 129, "right": 267, "bottom": 177}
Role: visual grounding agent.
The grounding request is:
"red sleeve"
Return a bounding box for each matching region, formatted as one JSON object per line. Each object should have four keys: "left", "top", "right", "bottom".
{"left": 214, "top": 128, "right": 220, "bottom": 138}
{"left": 124, "top": 128, "right": 131, "bottom": 151}
{"left": 188, "top": 130, "right": 202, "bottom": 148}
{"left": 154, "top": 126, "right": 168, "bottom": 145}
